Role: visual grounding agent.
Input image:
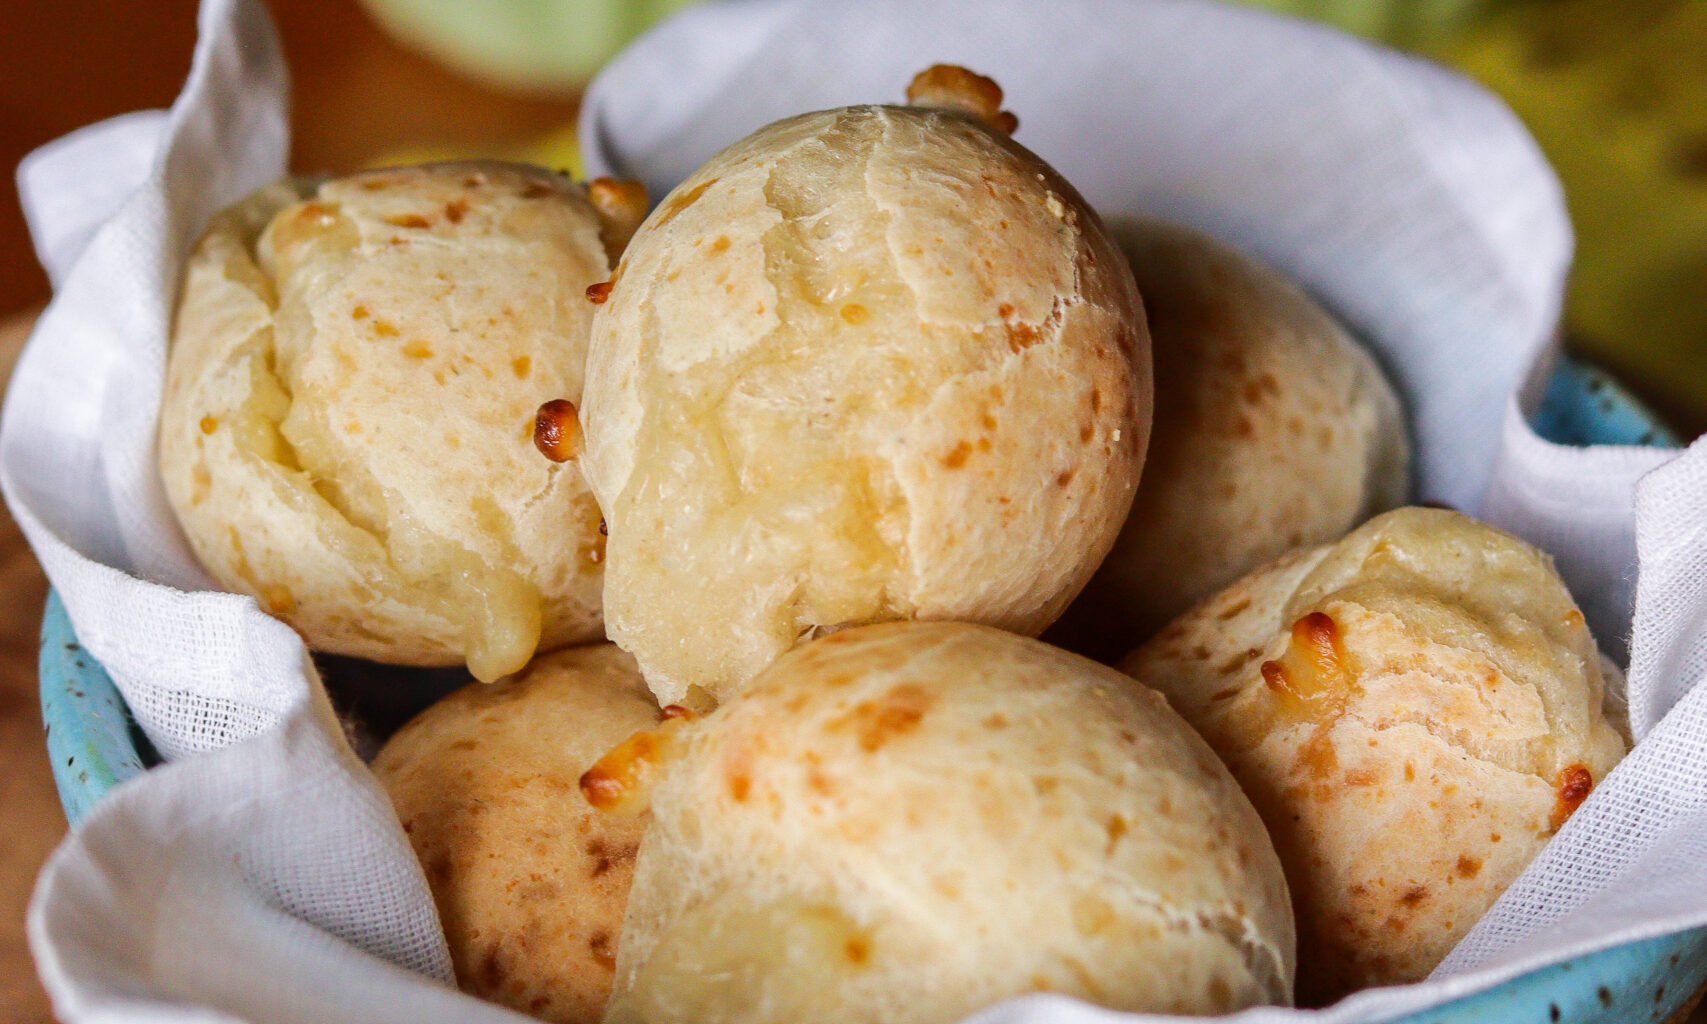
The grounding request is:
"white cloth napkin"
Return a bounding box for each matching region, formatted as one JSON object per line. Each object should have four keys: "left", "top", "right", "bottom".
{"left": 7, "top": 0, "right": 1705, "bottom": 1021}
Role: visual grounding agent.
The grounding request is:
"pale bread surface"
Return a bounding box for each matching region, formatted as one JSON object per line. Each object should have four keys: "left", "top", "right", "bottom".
{"left": 579, "top": 107, "right": 1150, "bottom": 706}
{"left": 373, "top": 645, "right": 660, "bottom": 1023}
{"left": 159, "top": 163, "right": 612, "bottom": 681}
{"left": 1122, "top": 507, "right": 1628, "bottom": 1004}
{"left": 1052, "top": 218, "right": 1407, "bottom": 661}
{"left": 609, "top": 622, "right": 1294, "bottom": 1024}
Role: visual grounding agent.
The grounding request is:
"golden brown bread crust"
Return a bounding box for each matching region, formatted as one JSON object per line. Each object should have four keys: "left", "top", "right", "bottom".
{"left": 1122, "top": 507, "right": 1628, "bottom": 1005}
{"left": 1050, "top": 218, "right": 1408, "bottom": 662}
{"left": 580, "top": 102, "right": 1150, "bottom": 707}
{"left": 372, "top": 645, "right": 661, "bottom": 1023}
{"left": 606, "top": 622, "right": 1294, "bottom": 1024}
{"left": 159, "top": 163, "right": 618, "bottom": 680}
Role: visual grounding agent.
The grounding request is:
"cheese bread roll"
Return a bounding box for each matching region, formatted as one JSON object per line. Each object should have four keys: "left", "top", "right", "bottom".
{"left": 161, "top": 163, "right": 640, "bottom": 679}
{"left": 591, "top": 621, "right": 1294, "bottom": 1023}
{"left": 1123, "top": 507, "right": 1627, "bottom": 1004}
{"left": 577, "top": 68, "right": 1150, "bottom": 705}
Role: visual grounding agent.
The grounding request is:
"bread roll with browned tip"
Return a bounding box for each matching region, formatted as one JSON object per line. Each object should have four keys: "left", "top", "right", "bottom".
{"left": 578, "top": 66, "right": 1151, "bottom": 707}
{"left": 160, "top": 162, "right": 639, "bottom": 681}
{"left": 590, "top": 621, "right": 1293, "bottom": 1024}
{"left": 1050, "top": 218, "right": 1408, "bottom": 661}
{"left": 1122, "top": 507, "right": 1627, "bottom": 1005}
{"left": 372, "top": 645, "right": 661, "bottom": 1024}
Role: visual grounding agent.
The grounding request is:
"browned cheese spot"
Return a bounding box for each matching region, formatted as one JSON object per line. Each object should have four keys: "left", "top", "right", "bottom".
{"left": 942, "top": 441, "right": 973, "bottom": 469}
{"left": 1105, "top": 814, "right": 1128, "bottom": 854}
{"left": 904, "top": 64, "right": 1018, "bottom": 134}
{"left": 587, "top": 177, "right": 649, "bottom": 255}
{"left": 845, "top": 935, "right": 873, "bottom": 965}
{"left": 1456, "top": 855, "right": 1483, "bottom": 879}
{"left": 832, "top": 683, "right": 934, "bottom": 753}
{"left": 654, "top": 178, "right": 718, "bottom": 228}
{"left": 477, "top": 945, "right": 506, "bottom": 992}
{"left": 260, "top": 584, "right": 295, "bottom": 615}
{"left": 1553, "top": 764, "right": 1594, "bottom": 829}
{"left": 579, "top": 727, "right": 672, "bottom": 815}
{"left": 1261, "top": 612, "right": 1353, "bottom": 709}
{"left": 1005, "top": 321, "right": 1042, "bottom": 353}
{"left": 533, "top": 399, "right": 582, "bottom": 462}
{"left": 998, "top": 302, "right": 1015, "bottom": 318}
{"left": 588, "top": 931, "right": 617, "bottom": 972}
{"left": 1400, "top": 885, "right": 1430, "bottom": 908}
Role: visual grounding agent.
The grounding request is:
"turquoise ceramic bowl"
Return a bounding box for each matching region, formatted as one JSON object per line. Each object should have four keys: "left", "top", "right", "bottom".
{"left": 38, "top": 355, "right": 1704, "bottom": 1020}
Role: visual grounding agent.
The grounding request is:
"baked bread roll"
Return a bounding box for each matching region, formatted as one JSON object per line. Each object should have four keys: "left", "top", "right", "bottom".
{"left": 576, "top": 67, "right": 1151, "bottom": 706}
{"left": 373, "top": 645, "right": 660, "bottom": 1023}
{"left": 160, "top": 163, "right": 642, "bottom": 680}
{"left": 1121, "top": 507, "right": 1628, "bottom": 1005}
{"left": 1050, "top": 218, "right": 1408, "bottom": 661}
{"left": 587, "top": 621, "right": 1294, "bottom": 1023}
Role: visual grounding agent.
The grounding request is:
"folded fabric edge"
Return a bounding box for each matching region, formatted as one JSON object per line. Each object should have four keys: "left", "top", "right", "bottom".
{"left": 16, "top": 111, "right": 172, "bottom": 290}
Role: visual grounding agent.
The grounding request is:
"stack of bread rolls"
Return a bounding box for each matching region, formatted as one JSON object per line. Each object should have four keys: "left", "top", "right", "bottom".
{"left": 159, "top": 65, "right": 1626, "bottom": 1024}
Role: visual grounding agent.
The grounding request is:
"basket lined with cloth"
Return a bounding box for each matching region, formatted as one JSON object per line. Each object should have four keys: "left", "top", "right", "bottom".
{"left": 8, "top": 0, "right": 1707, "bottom": 1022}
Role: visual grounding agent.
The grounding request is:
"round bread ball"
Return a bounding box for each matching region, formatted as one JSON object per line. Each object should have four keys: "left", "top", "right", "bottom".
{"left": 1121, "top": 507, "right": 1628, "bottom": 1005}
{"left": 1050, "top": 218, "right": 1408, "bottom": 661}
{"left": 373, "top": 645, "right": 661, "bottom": 1023}
{"left": 593, "top": 621, "right": 1294, "bottom": 1023}
{"left": 160, "top": 162, "right": 632, "bottom": 681}
{"left": 578, "top": 69, "right": 1151, "bottom": 707}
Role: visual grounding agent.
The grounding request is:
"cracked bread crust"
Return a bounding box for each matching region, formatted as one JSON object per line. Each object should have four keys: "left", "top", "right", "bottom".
{"left": 580, "top": 106, "right": 1149, "bottom": 707}
{"left": 159, "top": 163, "right": 614, "bottom": 680}
{"left": 1121, "top": 507, "right": 1628, "bottom": 1005}
{"left": 607, "top": 622, "right": 1294, "bottom": 1024}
